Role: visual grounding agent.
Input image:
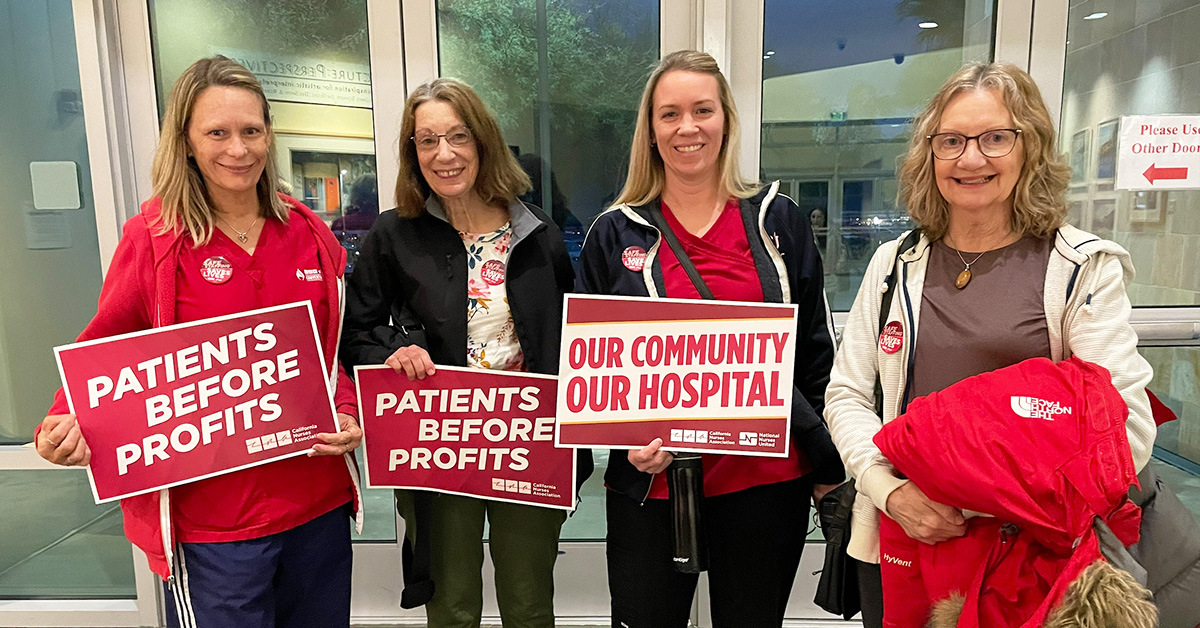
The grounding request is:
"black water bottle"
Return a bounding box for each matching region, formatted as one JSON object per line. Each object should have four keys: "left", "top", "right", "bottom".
{"left": 667, "top": 452, "right": 706, "bottom": 573}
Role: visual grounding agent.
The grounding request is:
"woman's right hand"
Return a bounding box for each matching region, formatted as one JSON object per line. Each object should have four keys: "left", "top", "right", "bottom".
{"left": 628, "top": 438, "right": 674, "bottom": 474}
{"left": 385, "top": 345, "right": 436, "bottom": 380}
{"left": 885, "top": 481, "right": 966, "bottom": 545}
{"left": 36, "top": 414, "right": 91, "bottom": 467}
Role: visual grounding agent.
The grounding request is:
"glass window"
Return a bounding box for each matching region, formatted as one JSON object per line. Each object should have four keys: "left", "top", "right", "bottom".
{"left": 1060, "top": 0, "right": 1200, "bottom": 306}
{"left": 148, "top": 0, "right": 380, "bottom": 272}
{"left": 437, "top": 0, "right": 659, "bottom": 541}
{"left": 0, "top": 0, "right": 104, "bottom": 445}
{"left": 437, "top": 0, "right": 661, "bottom": 265}
{"left": 0, "top": 0, "right": 135, "bottom": 605}
{"left": 1139, "top": 346, "right": 1200, "bottom": 524}
{"left": 147, "top": 0, "right": 393, "bottom": 540}
{"left": 0, "top": 471, "right": 135, "bottom": 598}
{"left": 760, "top": 0, "right": 996, "bottom": 310}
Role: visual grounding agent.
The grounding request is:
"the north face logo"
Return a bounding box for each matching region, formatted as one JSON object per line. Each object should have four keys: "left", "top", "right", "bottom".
{"left": 1011, "top": 396, "right": 1073, "bottom": 421}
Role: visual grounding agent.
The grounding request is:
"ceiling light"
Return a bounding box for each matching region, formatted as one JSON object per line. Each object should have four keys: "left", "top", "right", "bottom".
{"left": 918, "top": 21, "right": 938, "bottom": 29}
{"left": 1083, "top": 12, "right": 1108, "bottom": 20}
{"left": 766, "top": 50, "right": 776, "bottom": 55}
{"left": 763, "top": 55, "right": 769, "bottom": 60}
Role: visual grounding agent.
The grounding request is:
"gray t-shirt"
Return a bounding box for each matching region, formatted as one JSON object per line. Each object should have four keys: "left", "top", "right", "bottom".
{"left": 905, "top": 235, "right": 1053, "bottom": 406}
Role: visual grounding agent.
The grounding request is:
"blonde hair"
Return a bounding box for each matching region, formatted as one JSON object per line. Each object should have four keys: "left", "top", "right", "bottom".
{"left": 614, "top": 50, "right": 758, "bottom": 207}
{"left": 897, "top": 62, "right": 1070, "bottom": 240}
{"left": 151, "top": 56, "right": 287, "bottom": 246}
{"left": 394, "top": 78, "right": 531, "bottom": 218}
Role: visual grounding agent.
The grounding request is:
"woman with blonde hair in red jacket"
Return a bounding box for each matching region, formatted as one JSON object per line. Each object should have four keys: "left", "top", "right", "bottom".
{"left": 35, "top": 56, "right": 363, "bottom": 628}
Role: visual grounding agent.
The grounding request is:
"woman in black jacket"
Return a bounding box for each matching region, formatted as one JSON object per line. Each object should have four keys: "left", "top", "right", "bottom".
{"left": 340, "top": 78, "right": 589, "bottom": 628}
{"left": 578, "top": 50, "right": 843, "bottom": 628}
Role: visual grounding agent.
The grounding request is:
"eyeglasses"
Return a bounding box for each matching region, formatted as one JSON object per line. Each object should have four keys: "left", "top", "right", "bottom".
{"left": 927, "top": 128, "right": 1021, "bottom": 160}
{"left": 412, "top": 127, "right": 473, "bottom": 152}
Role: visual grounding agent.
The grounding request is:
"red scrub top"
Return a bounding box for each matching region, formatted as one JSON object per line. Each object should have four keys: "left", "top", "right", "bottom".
{"left": 649, "top": 199, "right": 808, "bottom": 498}
{"left": 171, "top": 217, "right": 353, "bottom": 542}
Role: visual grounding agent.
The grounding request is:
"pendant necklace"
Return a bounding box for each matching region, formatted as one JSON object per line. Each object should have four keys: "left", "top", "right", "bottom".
{"left": 218, "top": 215, "right": 262, "bottom": 244}
{"left": 950, "top": 245, "right": 988, "bottom": 289}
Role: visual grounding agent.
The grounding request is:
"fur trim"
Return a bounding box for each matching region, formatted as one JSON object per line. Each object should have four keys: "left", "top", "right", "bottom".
{"left": 926, "top": 593, "right": 965, "bottom": 628}
{"left": 1042, "top": 561, "right": 1157, "bottom": 628}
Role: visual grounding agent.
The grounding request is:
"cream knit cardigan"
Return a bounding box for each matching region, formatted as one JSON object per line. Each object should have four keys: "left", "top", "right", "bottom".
{"left": 825, "top": 225, "right": 1155, "bottom": 563}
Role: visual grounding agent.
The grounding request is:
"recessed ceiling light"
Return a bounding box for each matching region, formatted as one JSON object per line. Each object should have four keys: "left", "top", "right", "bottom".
{"left": 918, "top": 21, "right": 938, "bottom": 29}
{"left": 1083, "top": 12, "right": 1108, "bottom": 20}
{"left": 766, "top": 50, "right": 776, "bottom": 55}
{"left": 763, "top": 55, "right": 769, "bottom": 60}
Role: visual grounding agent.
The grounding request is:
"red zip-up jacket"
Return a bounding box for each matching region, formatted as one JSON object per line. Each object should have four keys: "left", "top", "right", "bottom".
{"left": 873, "top": 356, "right": 1141, "bottom": 627}
{"left": 39, "top": 195, "right": 362, "bottom": 579}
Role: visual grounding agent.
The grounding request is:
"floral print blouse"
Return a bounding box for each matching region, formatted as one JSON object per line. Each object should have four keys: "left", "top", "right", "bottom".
{"left": 461, "top": 222, "right": 525, "bottom": 371}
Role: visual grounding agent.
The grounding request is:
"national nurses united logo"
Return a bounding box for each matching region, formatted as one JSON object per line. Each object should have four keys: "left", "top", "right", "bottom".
{"left": 1011, "top": 396, "right": 1073, "bottom": 421}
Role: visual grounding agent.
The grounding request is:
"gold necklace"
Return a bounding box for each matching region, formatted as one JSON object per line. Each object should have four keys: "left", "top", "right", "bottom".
{"left": 217, "top": 215, "right": 262, "bottom": 244}
{"left": 949, "top": 245, "right": 988, "bottom": 289}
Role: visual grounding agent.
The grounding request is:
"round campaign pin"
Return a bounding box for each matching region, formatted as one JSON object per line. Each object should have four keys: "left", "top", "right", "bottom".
{"left": 200, "top": 256, "right": 234, "bottom": 284}
{"left": 481, "top": 259, "right": 506, "bottom": 286}
{"left": 622, "top": 246, "right": 647, "bottom": 272}
{"left": 879, "top": 320, "right": 904, "bottom": 354}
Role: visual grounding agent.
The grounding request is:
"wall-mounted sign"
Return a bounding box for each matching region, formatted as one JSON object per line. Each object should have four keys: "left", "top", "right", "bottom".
{"left": 212, "top": 48, "right": 372, "bottom": 109}
{"left": 1116, "top": 115, "right": 1200, "bottom": 190}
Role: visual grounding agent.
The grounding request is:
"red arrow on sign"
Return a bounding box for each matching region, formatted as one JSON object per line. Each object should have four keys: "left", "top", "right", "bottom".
{"left": 1143, "top": 163, "right": 1189, "bottom": 184}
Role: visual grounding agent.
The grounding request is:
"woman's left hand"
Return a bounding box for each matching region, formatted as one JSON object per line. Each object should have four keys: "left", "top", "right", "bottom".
{"left": 310, "top": 413, "right": 363, "bottom": 456}
{"left": 812, "top": 482, "right": 841, "bottom": 504}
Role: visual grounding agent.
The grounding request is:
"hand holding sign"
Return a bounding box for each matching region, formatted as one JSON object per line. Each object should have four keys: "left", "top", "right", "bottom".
{"left": 386, "top": 345, "right": 437, "bottom": 380}
{"left": 628, "top": 438, "right": 673, "bottom": 474}
{"left": 309, "top": 413, "right": 363, "bottom": 457}
{"left": 36, "top": 413, "right": 91, "bottom": 467}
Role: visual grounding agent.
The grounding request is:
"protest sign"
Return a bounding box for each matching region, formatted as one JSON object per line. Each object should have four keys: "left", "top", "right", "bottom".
{"left": 54, "top": 302, "right": 338, "bottom": 503}
{"left": 556, "top": 294, "right": 798, "bottom": 456}
{"left": 356, "top": 366, "right": 576, "bottom": 510}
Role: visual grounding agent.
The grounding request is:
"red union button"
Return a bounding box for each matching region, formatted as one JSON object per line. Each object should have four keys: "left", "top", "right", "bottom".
{"left": 622, "top": 246, "right": 647, "bottom": 272}
{"left": 200, "top": 256, "right": 233, "bottom": 284}
{"left": 481, "top": 259, "right": 506, "bottom": 286}
{"left": 879, "top": 320, "right": 904, "bottom": 354}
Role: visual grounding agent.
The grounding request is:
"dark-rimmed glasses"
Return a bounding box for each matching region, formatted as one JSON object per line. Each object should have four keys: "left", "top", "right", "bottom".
{"left": 412, "top": 127, "right": 473, "bottom": 152}
{"left": 927, "top": 128, "right": 1021, "bottom": 160}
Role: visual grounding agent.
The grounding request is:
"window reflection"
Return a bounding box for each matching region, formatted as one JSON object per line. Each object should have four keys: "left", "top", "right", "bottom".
{"left": 437, "top": 0, "right": 660, "bottom": 265}
{"left": 760, "top": 0, "right": 995, "bottom": 310}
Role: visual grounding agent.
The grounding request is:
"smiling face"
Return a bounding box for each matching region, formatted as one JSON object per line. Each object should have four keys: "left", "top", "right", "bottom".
{"left": 186, "top": 85, "right": 270, "bottom": 210}
{"left": 414, "top": 99, "right": 479, "bottom": 203}
{"left": 934, "top": 89, "right": 1024, "bottom": 221}
{"left": 651, "top": 70, "right": 725, "bottom": 184}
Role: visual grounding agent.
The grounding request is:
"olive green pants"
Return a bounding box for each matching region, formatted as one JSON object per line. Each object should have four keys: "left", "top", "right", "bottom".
{"left": 396, "top": 490, "right": 566, "bottom": 628}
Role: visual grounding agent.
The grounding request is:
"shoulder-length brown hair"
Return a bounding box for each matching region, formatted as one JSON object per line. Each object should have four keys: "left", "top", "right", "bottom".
{"left": 394, "top": 78, "right": 530, "bottom": 217}
{"left": 151, "top": 55, "right": 287, "bottom": 246}
{"left": 614, "top": 50, "right": 758, "bottom": 208}
{"left": 897, "top": 62, "right": 1070, "bottom": 240}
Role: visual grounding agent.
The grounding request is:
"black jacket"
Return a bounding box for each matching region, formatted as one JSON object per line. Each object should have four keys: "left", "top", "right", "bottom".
{"left": 340, "top": 197, "right": 593, "bottom": 608}
{"left": 578, "top": 181, "right": 844, "bottom": 502}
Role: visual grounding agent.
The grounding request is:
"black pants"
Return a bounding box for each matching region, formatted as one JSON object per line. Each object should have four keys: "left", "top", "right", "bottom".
{"left": 606, "top": 476, "right": 813, "bottom": 628}
{"left": 856, "top": 559, "right": 884, "bottom": 628}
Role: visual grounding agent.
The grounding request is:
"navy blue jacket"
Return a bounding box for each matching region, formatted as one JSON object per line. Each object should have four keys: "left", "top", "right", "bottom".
{"left": 578, "top": 181, "right": 844, "bottom": 502}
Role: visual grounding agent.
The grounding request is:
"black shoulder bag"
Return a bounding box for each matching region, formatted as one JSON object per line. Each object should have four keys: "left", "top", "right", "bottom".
{"left": 813, "top": 228, "right": 921, "bottom": 619}
{"left": 647, "top": 206, "right": 713, "bottom": 574}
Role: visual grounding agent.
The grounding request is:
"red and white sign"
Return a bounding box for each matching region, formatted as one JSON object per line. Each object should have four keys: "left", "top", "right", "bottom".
{"left": 356, "top": 366, "right": 576, "bottom": 510}
{"left": 1117, "top": 115, "right": 1200, "bottom": 190}
{"left": 555, "top": 294, "right": 798, "bottom": 457}
{"left": 54, "top": 302, "right": 339, "bottom": 504}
